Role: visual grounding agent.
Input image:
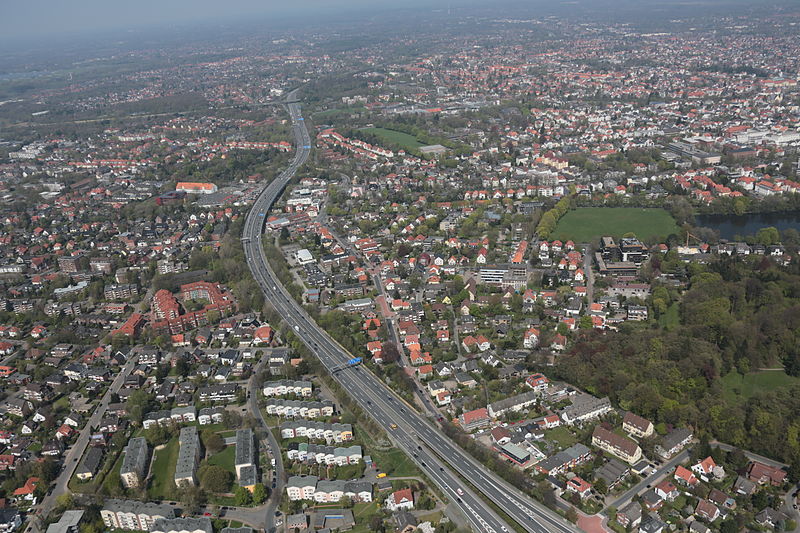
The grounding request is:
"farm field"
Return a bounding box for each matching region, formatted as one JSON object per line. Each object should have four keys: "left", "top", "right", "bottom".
{"left": 359, "top": 127, "right": 425, "bottom": 151}
{"left": 552, "top": 207, "right": 679, "bottom": 243}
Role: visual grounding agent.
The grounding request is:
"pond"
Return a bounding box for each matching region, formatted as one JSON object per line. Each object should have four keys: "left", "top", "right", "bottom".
{"left": 695, "top": 211, "right": 800, "bottom": 240}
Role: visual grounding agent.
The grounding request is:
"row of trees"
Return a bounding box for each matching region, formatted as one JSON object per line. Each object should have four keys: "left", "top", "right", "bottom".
{"left": 535, "top": 194, "right": 573, "bottom": 239}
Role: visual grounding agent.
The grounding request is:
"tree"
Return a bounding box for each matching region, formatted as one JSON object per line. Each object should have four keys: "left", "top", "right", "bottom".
{"left": 202, "top": 430, "right": 225, "bottom": 454}
{"left": 126, "top": 389, "right": 154, "bottom": 426}
{"left": 565, "top": 506, "right": 578, "bottom": 523}
{"left": 380, "top": 341, "right": 401, "bottom": 363}
{"left": 756, "top": 226, "right": 780, "bottom": 246}
{"left": 34, "top": 457, "right": 60, "bottom": 484}
{"left": 199, "top": 466, "right": 233, "bottom": 493}
{"left": 594, "top": 477, "right": 608, "bottom": 495}
{"left": 222, "top": 410, "right": 242, "bottom": 429}
{"left": 234, "top": 485, "right": 252, "bottom": 506}
{"left": 369, "top": 515, "right": 385, "bottom": 532}
{"left": 251, "top": 483, "right": 267, "bottom": 504}
{"left": 56, "top": 493, "right": 75, "bottom": 510}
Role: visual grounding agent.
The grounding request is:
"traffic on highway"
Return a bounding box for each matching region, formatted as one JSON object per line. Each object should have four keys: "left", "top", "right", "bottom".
{"left": 242, "top": 90, "right": 579, "bottom": 533}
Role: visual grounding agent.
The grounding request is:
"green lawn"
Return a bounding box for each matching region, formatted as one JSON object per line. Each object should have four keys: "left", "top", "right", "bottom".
{"left": 721, "top": 370, "right": 800, "bottom": 403}
{"left": 371, "top": 447, "right": 420, "bottom": 477}
{"left": 207, "top": 445, "right": 236, "bottom": 474}
{"left": 543, "top": 426, "right": 578, "bottom": 450}
{"left": 349, "top": 501, "right": 382, "bottom": 533}
{"left": 552, "top": 208, "right": 679, "bottom": 243}
{"left": 359, "top": 127, "right": 425, "bottom": 151}
{"left": 149, "top": 438, "right": 179, "bottom": 500}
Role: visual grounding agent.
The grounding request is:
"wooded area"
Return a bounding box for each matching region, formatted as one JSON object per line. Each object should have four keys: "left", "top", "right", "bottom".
{"left": 555, "top": 254, "right": 800, "bottom": 472}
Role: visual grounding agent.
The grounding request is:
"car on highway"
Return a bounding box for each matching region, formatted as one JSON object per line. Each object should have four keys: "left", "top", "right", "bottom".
{"left": 390, "top": 423, "right": 398, "bottom": 430}
{"left": 456, "top": 488, "right": 464, "bottom": 496}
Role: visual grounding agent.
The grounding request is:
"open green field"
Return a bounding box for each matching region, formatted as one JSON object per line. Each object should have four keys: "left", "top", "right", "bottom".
{"left": 552, "top": 207, "right": 679, "bottom": 243}
{"left": 359, "top": 127, "right": 425, "bottom": 151}
{"left": 149, "top": 438, "right": 179, "bottom": 500}
{"left": 207, "top": 445, "right": 236, "bottom": 474}
{"left": 721, "top": 370, "right": 800, "bottom": 402}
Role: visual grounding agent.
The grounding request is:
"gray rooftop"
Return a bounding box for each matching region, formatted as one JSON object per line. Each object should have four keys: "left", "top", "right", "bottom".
{"left": 46, "top": 510, "right": 84, "bottom": 533}
{"left": 120, "top": 437, "right": 148, "bottom": 477}
{"left": 235, "top": 428, "right": 254, "bottom": 467}
{"left": 151, "top": 517, "right": 212, "bottom": 533}
{"left": 175, "top": 426, "right": 199, "bottom": 482}
{"left": 102, "top": 499, "right": 174, "bottom": 518}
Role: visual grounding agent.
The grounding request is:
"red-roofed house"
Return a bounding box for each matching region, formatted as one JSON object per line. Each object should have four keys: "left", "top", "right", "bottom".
{"left": 0, "top": 455, "right": 14, "bottom": 471}
{"left": 13, "top": 477, "right": 38, "bottom": 500}
{"left": 55, "top": 424, "right": 75, "bottom": 440}
{"left": 674, "top": 465, "right": 698, "bottom": 487}
{"left": 695, "top": 499, "right": 720, "bottom": 522}
{"left": 692, "top": 456, "right": 719, "bottom": 481}
{"left": 459, "top": 408, "right": 490, "bottom": 432}
{"left": 386, "top": 488, "right": 414, "bottom": 511}
{"left": 655, "top": 480, "right": 678, "bottom": 501}
{"left": 523, "top": 328, "right": 540, "bottom": 349}
{"left": 254, "top": 326, "right": 274, "bottom": 344}
{"left": 525, "top": 373, "right": 550, "bottom": 392}
{"left": 566, "top": 476, "right": 592, "bottom": 499}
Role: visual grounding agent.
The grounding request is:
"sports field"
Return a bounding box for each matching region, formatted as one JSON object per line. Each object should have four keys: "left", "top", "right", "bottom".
{"left": 359, "top": 127, "right": 425, "bottom": 151}
{"left": 552, "top": 207, "right": 679, "bottom": 242}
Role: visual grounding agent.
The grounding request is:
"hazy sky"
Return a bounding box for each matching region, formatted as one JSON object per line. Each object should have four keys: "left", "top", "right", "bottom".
{"left": 1, "top": 0, "right": 779, "bottom": 46}
{"left": 1, "top": 0, "right": 466, "bottom": 43}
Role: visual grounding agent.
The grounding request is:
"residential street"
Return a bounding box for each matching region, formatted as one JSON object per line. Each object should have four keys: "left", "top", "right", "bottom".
{"left": 608, "top": 450, "right": 690, "bottom": 510}
{"left": 27, "top": 357, "right": 137, "bottom": 533}
{"left": 248, "top": 350, "right": 285, "bottom": 532}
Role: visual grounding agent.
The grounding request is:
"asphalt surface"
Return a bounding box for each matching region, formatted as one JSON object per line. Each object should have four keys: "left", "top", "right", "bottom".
{"left": 28, "top": 358, "right": 137, "bottom": 533}
{"left": 241, "top": 91, "right": 580, "bottom": 533}
{"left": 607, "top": 450, "right": 689, "bottom": 510}
{"left": 248, "top": 352, "right": 285, "bottom": 532}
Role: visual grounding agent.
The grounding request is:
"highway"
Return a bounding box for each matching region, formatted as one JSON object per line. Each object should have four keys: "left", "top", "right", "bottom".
{"left": 242, "top": 90, "right": 580, "bottom": 533}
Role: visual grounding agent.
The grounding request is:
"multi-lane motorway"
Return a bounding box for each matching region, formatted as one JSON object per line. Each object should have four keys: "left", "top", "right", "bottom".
{"left": 242, "top": 90, "right": 580, "bottom": 533}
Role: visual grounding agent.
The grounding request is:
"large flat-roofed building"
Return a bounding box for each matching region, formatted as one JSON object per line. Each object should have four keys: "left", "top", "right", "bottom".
{"left": 101, "top": 499, "right": 174, "bottom": 531}
{"left": 235, "top": 428, "right": 256, "bottom": 490}
{"left": 120, "top": 437, "right": 149, "bottom": 488}
{"left": 46, "top": 510, "right": 84, "bottom": 533}
{"left": 174, "top": 426, "right": 201, "bottom": 487}
{"left": 475, "top": 264, "right": 529, "bottom": 289}
{"left": 150, "top": 517, "right": 213, "bottom": 533}
{"left": 175, "top": 182, "right": 218, "bottom": 195}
